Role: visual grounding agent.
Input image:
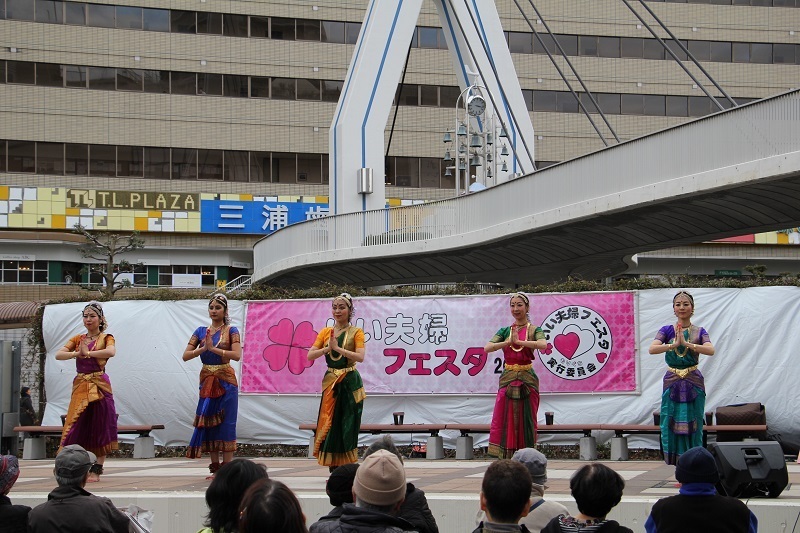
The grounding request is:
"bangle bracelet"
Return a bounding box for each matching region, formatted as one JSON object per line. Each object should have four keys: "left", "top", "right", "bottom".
{"left": 223, "top": 350, "right": 226, "bottom": 357}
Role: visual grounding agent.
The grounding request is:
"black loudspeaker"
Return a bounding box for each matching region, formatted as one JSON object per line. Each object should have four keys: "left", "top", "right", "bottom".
{"left": 708, "top": 441, "right": 788, "bottom": 498}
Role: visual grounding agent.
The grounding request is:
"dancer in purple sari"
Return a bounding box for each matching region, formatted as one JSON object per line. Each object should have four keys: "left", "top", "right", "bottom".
{"left": 55, "top": 302, "right": 118, "bottom": 482}
{"left": 649, "top": 291, "right": 715, "bottom": 465}
{"left": 183, "top": 294, "right": 241, "bottom": 476}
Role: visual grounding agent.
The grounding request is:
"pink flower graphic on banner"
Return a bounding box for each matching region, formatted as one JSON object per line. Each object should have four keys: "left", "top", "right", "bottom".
{"left": 262, "top": 318, "right": 318, "bottom": 375}
{"left": 541, "top": 342, "right": 553, "bottom": 355}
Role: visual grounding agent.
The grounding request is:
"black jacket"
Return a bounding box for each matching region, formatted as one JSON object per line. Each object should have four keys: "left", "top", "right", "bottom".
{"left": 28, "top": 485, "right": 130, "bottom": 533}
{"left": 0, "top": 494, "right": 30, "bottom": 533}
{"left": 541, "top": 516, "right": 633, "bottom": 533}
{"left": 399, "top": 483, "right": 438, "bottom": 533}
{"left": 309, "top": 503, "right": 417, "bottom": 533}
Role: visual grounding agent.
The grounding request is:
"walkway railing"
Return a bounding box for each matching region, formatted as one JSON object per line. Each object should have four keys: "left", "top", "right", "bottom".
{"left": 253, "top": 89, "right": 800, "bottom": 284}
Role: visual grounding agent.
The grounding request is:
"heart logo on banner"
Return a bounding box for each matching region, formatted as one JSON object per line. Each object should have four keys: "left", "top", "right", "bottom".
{"left": 553, "top": 324, "right": 596, "bottom": 360}
{"left": 596, "top": 353, "right": 608, "bottom": 363}
{"left": 554, "top": 332, "right": 580, "bottom": 359}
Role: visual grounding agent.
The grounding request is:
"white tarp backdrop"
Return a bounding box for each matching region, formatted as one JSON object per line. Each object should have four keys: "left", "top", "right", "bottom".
{"left": 42, "top": 287, "right": 799, "bottom": 449}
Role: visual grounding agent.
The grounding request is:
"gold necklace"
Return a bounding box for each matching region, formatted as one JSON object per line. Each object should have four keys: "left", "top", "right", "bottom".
{"left": 672, "top": 325, "right": 692, "bottom": 358}
{"left": 509, "top": 322, "right": 530, "bottom": 352}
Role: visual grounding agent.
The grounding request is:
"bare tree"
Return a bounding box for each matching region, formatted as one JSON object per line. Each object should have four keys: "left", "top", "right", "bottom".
{"left": 73, "top": 224, "right": 145, "bottom": 299}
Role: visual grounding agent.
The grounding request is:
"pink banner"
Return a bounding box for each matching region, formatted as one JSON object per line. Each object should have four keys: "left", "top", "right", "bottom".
{"left": 240, "top": 293, "right": 636, "bottom": 394}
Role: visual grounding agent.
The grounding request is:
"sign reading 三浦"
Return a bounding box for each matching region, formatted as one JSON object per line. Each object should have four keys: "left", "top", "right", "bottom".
{"left": 240, "top": 292, "right": 637, "bottom": 395}
{"left": 200, "top": 200, "right": 329, "bottom": 234}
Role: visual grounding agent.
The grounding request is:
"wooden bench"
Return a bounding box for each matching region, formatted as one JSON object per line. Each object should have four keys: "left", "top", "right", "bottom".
{"left": 444, "top": 423, "right": 603, "bottom": 460}
{"left": 299, "top": 423, "right": 447, "bottom": 460}
{"left": 14, "top": 424, "right": 165, "bottom": 460}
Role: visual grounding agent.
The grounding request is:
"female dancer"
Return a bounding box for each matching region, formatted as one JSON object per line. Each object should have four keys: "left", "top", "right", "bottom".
{"left": 484, "top": 292, "right": 546, "bottom": 458}
{"left": 55, "top": 301, "right": 118, "bottom": 482}
{"left": 307, "top": 293, "right": 366, "bottom": 469}
{"left": 649, "top": 290, "right": 715, "bottom": 465}
{"left": 183, "top": 293, "right": 241, "bottom": 475}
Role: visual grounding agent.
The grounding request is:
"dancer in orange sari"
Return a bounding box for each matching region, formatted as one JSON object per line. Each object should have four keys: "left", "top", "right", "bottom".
{"left": 55, "top": 302, "right": 118, "bottom": 482}
{"left": 307, "top": 293, "right": 366, "bottom": 470}
{"left": 485, "top": 293, "right": 546, "bottom": 458}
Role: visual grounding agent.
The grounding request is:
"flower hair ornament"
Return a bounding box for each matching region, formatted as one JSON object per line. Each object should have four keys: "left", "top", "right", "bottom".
{"left": 510, "top": 292, "right": 530, "bottom": 306}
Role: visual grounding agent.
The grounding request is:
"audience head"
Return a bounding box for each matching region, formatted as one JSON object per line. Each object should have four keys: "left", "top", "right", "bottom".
{"left": 363, "top": 434, "right": 404, "bottom": 463}
{"left": 512, "top": 448, "right": 549, "bottom": 493}
{"left": 675, "top": 446, "right": 720, "bottom": 485}
{"left": 205, "top": 458, "right": 269, "bottom": 533}
{"left": 480, "top": 459, "right": 533, "bottom": 524}
{"left": 54, "top": 444, "right": 96, "bottom": 487}
{"left": 570, "top": 463, "right": 626, "bottom": 519}
{"left": 326, "top": 463, "right": 359, "bottom": 506}
{"left": 238, "top": 478, "right": 308, "bottom": 533}
{"left": 353, "top": 449, "right": 406, "bottom": 513}
{"left": 1, "top": 455, "right": 20, "bottom": 495}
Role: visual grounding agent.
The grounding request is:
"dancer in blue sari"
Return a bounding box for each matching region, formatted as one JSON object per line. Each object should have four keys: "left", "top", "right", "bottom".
{"left": 649, "top": 291, "right": 715, "bottom": 465}
{"left": 183, "top": 294, "right": 241, "bottom": 476}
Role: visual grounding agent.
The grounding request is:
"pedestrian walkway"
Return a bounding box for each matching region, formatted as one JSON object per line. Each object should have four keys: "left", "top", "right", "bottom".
{"left": 10, "top": 457, "right": 800, "bottom": 532}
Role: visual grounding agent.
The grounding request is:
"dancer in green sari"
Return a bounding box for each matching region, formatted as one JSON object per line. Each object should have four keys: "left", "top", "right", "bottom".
{"left": 649, "top": 291, "right": 715, "bottom": 465}
{"left": 307, "top": 293, "right": 366, "bottom": 469}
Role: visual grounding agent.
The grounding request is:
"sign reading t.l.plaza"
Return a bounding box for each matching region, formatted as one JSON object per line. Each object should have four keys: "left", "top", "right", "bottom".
{"left": 67, "top": 189, "right": 199, "bottom": 211}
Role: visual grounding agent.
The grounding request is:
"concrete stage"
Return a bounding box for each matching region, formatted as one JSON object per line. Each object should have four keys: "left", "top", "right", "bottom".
{"left": 9, "top": 456, "right": 800, "bottom": 532}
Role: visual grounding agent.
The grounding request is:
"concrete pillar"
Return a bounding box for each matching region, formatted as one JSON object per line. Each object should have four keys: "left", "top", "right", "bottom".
{"left": 133, "top": 436, "right": 155, "bottom": 459}
{"left": 426, "top": 436, "right": 444, "bottom": 460}
{"left": 22, "top": 437, "right": 46, "bottom": 460}
{"left": 610, "top": 436, "right": 629, "bottom": 461}
{"left": 308, "top": 435, "right": 315, "bottom": 459}
{"left": 579, "top": 436, "right": 597, "bottom": 461}
{"left": 456, "top": 436, "right": 474, "bottom": 460}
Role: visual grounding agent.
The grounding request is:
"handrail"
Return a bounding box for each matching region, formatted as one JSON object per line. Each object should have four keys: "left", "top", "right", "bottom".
{"left": 253, "top": 90, "right": 800, "bottom": 284}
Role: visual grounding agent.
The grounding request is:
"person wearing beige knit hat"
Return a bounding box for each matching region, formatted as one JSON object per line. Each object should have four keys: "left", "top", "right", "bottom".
{"left": 311, "top": 449, "right": 416, "bottom": 533}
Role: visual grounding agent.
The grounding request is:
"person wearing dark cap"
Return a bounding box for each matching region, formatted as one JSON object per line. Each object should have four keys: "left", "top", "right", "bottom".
{"left": 644, "top": 446, "right": 758, "bottom": 533}
{"left": 542, "top": 463, "right": 632, "bottom": 533}
{"left": 311, "top": 449, "right": 416, "bottom": 533}
{"left": 0, "top": 454, "right": 29, "bottom": 533}
{"left": 309, "top": 463, "right": 359, "bottom": 531}
{"left": 28, "top": 444, "right": 130, "bottom": 533}
{"left": 513, "top": 448, "right": 570, "bottom": 532}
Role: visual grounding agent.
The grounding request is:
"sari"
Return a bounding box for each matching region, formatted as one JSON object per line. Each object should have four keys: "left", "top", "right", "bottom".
{"left": 186, "top": 325, "right": 240, "bottom": 458}
{"left": 312, "top": 326, "right": 366, "bottom": 467}
{"left": 488, "top": 324, "right": 544, "bottom": 459}
{"left": 655, "top": 324, "right": 710, "bottom": 465}
{"left": 60, "top": 333, "right": 118, "bottom": 456}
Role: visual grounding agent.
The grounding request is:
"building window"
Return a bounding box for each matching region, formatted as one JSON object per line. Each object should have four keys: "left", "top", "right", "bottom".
{"left": 321, "top": 20, "right": 345, "bottom": 43}
{"left": 7, "top": 141, "right": 36, "bottom": 173}
{"left": 223, "top": 14, "right": 248, "bottom": 37}
{"left": 89, "top": 144, "right": 116, "bottom": 176}
{"left": 144, "top": 147, "right": 170, "bottom": 179}
{"left": 117, "top": 146, "right": 144, "bottom": 177}
{"left": 35, "top": 0, "right": 64, "bottom": 24}
{"left": 116, "top": 6, "right": 142, "bottom": 30}
{"left": 65, "top": 144, "right": 88, "bottom": 175}
{"left": 171, "top": 10, "right": 196, "bottom": 33}
{"left": 198, "top": 149, "right": 224, "bottom": 180}
{"left": 1, "top": 261, "right": 48, "bottom": 284}
{"left": 158, "top": 265, "right": 215, "bottom": 287}
{"left": 142, "top": 8, "right": 168, "bottom": 32}
{"left": 87, "top": 3, "right": 114, "bottom": 28}
{"left": 6, "top": 0, "right": 35, "bottom": 20}
{"left": 36, "top": 63, "right": 64, "bottom": 87}
{"left": 271, "top": 77, "right": 296, "bottom": 100}
{"left": 65, "top": 2, "right": 85, "bottom": 25}
{"left": 197, "top": 11, "right": 222, "bottom": 35}
{"left": 297, "top": 18, "right": 321, "bottom": 41}
{"left": 297, "top": 78, "right": 321, "bottom": 101}
{"left": 7, "top": 61, "right": 35, "bottom": 85}
{"left": 173, "top": 148, "right": 198, "bottom": 180}
{"left": 272, "top": 17, "right": 295, "bottom": 40}
{"left": 36, "top": 142, "right": 64, "bottom": 175}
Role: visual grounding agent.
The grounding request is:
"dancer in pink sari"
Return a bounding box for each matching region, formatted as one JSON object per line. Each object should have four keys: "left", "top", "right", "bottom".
{"left": 55, "top": 302, "right": 118, "bottom": 482}
{"left": 484, "top": 293, "right": 546, "bottom": 458}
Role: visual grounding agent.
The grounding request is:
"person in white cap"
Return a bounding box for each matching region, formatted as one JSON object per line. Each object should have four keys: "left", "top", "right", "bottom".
{"left": 312, "top": 449, "right": 415, "bottom": 533}
{"left": 28, "top": 444, "right": 130, "bottom": 533}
